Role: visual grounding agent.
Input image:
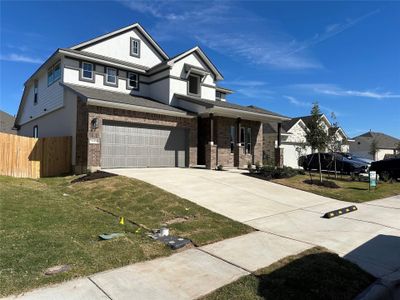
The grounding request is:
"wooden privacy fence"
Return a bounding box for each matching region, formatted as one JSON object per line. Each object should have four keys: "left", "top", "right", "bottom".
{"left": 0, "top": 133, "right": 72, "bottom": 178}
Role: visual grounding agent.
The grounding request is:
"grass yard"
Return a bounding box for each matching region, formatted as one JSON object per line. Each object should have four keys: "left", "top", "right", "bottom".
{"left": 0, "top": 173, "right": 252, "bottom": 296}
{"left": 202, "top": 247, "right": 375, "bottom": 300}
{"left": 271, "top": 173, "right": 400, "bottom": 203}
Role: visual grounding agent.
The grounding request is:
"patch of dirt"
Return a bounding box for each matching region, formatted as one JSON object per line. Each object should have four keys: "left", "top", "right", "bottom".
{"left": 303, "top": 179, "right": 340, "bottom": 189}
{"left": 71, "top": 171, "right": 117, "bottom": 184}
{"left": 165, "top": 216, "right": 190, "bottom": 225}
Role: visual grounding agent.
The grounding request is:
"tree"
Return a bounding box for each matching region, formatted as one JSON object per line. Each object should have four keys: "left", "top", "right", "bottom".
{"left": 327, "top": 112, "right": 347, "bottom": 179}
{"left": 369, "top": 139, "right": 379, "bottom": 160}
{"left": 305, "top": 102, "right": 328, "bottom": 183}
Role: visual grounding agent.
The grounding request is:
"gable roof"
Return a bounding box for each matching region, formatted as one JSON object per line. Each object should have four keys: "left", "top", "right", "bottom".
{"left": 70, "top": 23, "right": 169, "bottom": 60}
{"left": 0, "top": 110, "right": 16, "bottom": 134}
{"left": 354, "top": 131, "right": 399, "bottom": 149}
{"left": 61, "top": 83, "right": 191, "bottom": 117}
{"left": 148, "top": 46, "right": 224, "bottom": 80}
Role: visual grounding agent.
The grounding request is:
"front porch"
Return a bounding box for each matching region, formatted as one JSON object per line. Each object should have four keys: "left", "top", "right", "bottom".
{"left": 198, "top": 115, "right": 262, "bottom": 169}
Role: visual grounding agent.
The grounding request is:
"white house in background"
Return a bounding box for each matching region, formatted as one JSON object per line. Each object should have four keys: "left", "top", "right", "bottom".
{"left": 14, "top": 22, "right": 288, "bottom": 173}
{"left": 350, "top": 131, "right": 400, "bottom": 161}
{"left": 263, "top": 114, "right": 350, "bottom": 168}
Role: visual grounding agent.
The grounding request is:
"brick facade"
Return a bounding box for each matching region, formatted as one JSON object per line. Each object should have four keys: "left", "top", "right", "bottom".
{"left": 200, "top": 116, "right": 263, "bottom": 169}
{"left": 75, "top": 99, "right": 197, "bottom": 173}
{"left": 75, "top": 98, "right": 263, "bottom": 173}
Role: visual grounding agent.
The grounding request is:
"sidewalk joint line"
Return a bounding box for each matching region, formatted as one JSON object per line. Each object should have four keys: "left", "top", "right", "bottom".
{"left": 196, "top": 248, "right": 252, "bottom": 274}
{"left": 88, "top": 277, "right": 113, "bottom": 300}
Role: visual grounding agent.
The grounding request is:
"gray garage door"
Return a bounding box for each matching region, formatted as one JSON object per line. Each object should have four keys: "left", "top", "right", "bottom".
{"left": 101, "top": 121, "right": 187, "bottom": 168}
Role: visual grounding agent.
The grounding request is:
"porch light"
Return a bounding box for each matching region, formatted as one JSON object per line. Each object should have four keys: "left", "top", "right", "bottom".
{"left": 91, "top": 118, "right": 99, "bottom": 130}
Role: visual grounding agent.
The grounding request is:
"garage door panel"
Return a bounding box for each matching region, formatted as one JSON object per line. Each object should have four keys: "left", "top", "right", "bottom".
{"left": 101, "top": 121, "right": 187, "bottom": 168}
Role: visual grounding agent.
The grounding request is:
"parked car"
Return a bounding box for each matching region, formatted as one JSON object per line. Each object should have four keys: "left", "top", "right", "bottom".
{"left": 370, "top": 158, "right": 400, "bottom": 181}
{"left": 300, "top": 153, "right": 369, "bottom": 174}
{"left": 338, "top": 153, "right": 374, "bottom": 165}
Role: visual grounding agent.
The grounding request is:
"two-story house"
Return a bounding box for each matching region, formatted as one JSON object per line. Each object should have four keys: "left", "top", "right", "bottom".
{"left": 264, "top": 114, "right": 350, "bottom": 168}
{"left": 14, "top": 23, "right": 289, "bottom": 173}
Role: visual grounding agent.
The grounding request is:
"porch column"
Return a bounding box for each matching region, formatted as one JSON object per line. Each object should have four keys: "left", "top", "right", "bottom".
{"left": 277, "top": 122, "right": 282, "bottom": 147}
{"left": 234, "top": 118, "right": 245, "bottom": 168}
{"left": 205, "top": 113, "right": 217, "bottom": 169}
{"left": 275, "top": 122, "right": 284, "bottom": 167}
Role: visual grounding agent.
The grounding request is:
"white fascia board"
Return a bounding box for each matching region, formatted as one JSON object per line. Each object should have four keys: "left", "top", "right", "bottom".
{"left": 86, "top": 98, "right": 194, "bottom": 119}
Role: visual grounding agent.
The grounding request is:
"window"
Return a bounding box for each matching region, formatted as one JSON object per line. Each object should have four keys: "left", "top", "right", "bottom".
{"left": 127, "top": 72, "right": 139, "bottom": 89}
{"left": 105, "top": 67, "right": 117, "bottom": 85}
{"left": 82, "top": 62, "right": 94, "bottom": 80}
{"left": 230, "top": 126, "right": 236, "bottom": 153}
{"left": 240, "top": 127, "right": 245, "bottom": 146}
{"left": 130, "top": 38, "right": 140, "bottom": 57}
{"left": 47, "top": 61, "right": 61, "bottom": 86}
{"left": 246, "top": 127, "right": 252, "bottom": 154}
{"left": 34, "top": 80, "right": 38, "bottom": 105}
{"left": 216, "top": 91, "right": 222, "bottom": 100}
{"left": 188, "top": 74, "right": 200, "bottom": 96}
{"left": 33, "top": 125, "right": 38, "bottom": 138}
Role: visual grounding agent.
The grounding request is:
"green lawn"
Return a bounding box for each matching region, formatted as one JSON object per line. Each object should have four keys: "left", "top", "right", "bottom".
{"left": 271, "top": 173, "right": 400, "bottom": 202}
{"left": 202, "top": 247, "right": 375, "bottom": 300}
{"left": 0, "top": 174, "right": 252, "bottom": 296}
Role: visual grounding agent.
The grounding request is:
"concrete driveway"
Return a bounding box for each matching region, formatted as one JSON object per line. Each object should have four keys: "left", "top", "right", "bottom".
{"left": 109, "top": 168, "right": 400, "bottom": 278}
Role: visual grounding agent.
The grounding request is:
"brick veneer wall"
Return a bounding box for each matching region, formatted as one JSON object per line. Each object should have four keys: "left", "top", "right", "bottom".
{"left": 213, "top": 117, "right": 263, "bottom": 167}
{"left": 75, "top": 100, "right": 197, "bottom": 172}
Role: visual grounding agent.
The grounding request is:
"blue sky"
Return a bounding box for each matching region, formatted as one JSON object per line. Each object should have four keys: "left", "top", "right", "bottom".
{"left": 1, "top": 1, "right": 399, "bottom": 138}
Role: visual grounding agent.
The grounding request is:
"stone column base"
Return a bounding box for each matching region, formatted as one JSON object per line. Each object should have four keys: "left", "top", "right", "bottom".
{"left": 205, "top": 143, "right": 217, "bottom": 169}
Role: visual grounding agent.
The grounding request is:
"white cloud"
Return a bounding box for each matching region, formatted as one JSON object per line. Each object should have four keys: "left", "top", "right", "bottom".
{"left": 0, "top": 53, "right": 42, "bottom": 64}
{"left": 292, "top": 83, "right": 400, "bottom": 100}
{"left": 283, "top": 95, "right": 338, "bottom": 115}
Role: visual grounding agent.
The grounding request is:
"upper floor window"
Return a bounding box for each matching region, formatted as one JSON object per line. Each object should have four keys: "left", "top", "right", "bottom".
{"left": 105, "top": 67, "right": 117, "bottom": 86}
{"left": 47, "top": 61, "right": 61, "bottom": 86}
{"left": 188, "top": 74, "right": 200, "bottom": 96}
{"left": 82, "top": 62, "right": 94, "bottom": 80}
{"left": 216, "top": 91, "right": 222, "bottom": 99}
{"left": 33, "top": 125, "right": 39, "bottom": 138}
{"left": 127, "top": 72, "right": 139, "bottom": 90}
{"left": 130, "top": 38, "right": 141, "bottom": 57}
{"left": 34, "top": 80, "right": 38, "bottom": 105}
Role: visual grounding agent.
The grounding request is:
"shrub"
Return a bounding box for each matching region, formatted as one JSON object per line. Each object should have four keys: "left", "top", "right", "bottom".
{"left": 255, "top": 161, "right": 262, "bottom": 172}
{"left": 258, "top": 166, "right": 299, "bottom": 179}
{"left": 216, "top": 164, "right": 224, "bottom": 171}
{"left": 304, "top": 179, "right": 340, "bottom": 189}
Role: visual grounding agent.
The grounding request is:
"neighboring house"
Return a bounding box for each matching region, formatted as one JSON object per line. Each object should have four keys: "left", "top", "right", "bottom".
{"left": 264, "top": 114, "right": 350, "bottom": 168}
{"left": 14, "top": 22, "right": 289, "bottom": 173}
{"left": 350, "top": 131, "right": 400, "bottom": 161}
{"left": 0, "top": 110, "right": 16, "bottom": 134}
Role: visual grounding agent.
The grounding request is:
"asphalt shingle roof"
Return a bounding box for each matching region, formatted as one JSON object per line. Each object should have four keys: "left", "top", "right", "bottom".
{"left": 61, "top": 83, "right": 188, "bottom": 114}
{"left": 0, "top": 110, "right": 16, "bottom": 134}
{"left": 175, "top": 94, "right": 289, "bottom": 119}
{"left": 355, "top": 131, "right": 400, "bottom": 149}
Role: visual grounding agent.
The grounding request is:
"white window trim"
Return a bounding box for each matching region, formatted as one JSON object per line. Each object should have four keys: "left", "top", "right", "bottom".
{"left": 82, "top": 62, "right": 94, "bottom": 80}
{"left": 33, "top": 125, "right": 38, "bottom": 138}
{"left": 105, "top": 67, "right": 117, "bottom": 85}
{"left": 187, "top": 74, "right": 201, "bottom": 97}
{"left": 127, "top": 72, "right": 139, "bottom": 90}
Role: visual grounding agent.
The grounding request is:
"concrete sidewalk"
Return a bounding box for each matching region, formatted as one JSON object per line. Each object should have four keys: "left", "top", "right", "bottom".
{"left": 5, "top": 232, "right": 311, "bottom": 300}
{"left": 111, "top": 168, "right": 400, "bottom": 278}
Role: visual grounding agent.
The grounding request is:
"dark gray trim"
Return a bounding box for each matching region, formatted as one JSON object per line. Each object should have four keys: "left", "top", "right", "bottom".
{"left": 104, "top": 66, "right": 118, "bottom": 87}
{"left": 126, "top": 71, "right": 139, "bottom": 91}
{"left": 187, "top": 74, "right": 201, "bottom": 98}
{"left": 130, "top": 37, "right": 141, "bottom": 58}
{"left": 79, "top": 61, "right": 95, "bottom": 83}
